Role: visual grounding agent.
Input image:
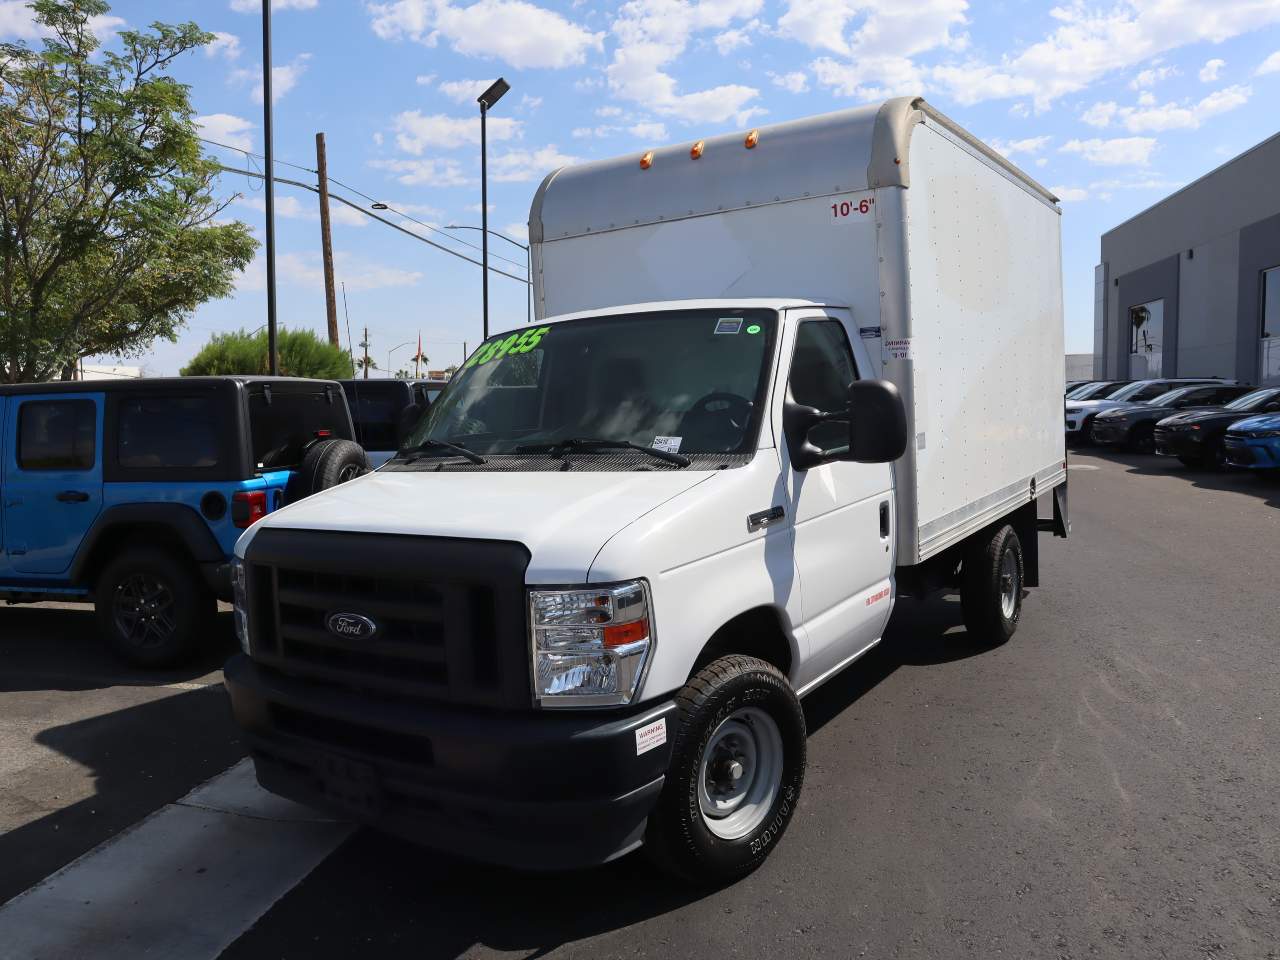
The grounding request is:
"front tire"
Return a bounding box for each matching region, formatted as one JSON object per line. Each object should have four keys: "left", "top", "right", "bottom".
{"left": 645, "top": 655, "right": 806, "bottom": 885}
{"left": 95, "top": 547, "right": 214, "bottom": 667}
{"left": 961, "top": 524, "right": 1023, "bottom": 644}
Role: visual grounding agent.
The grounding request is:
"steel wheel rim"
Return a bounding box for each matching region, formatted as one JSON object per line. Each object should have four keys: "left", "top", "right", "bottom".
{"left": 113, "top": 574, "right": 177, "bottom": 648}
{"left": 999, "top": 548, "right": 1019, "bottom": 620}
{"left": 697, "top": 706, "right": 783, "bottom": 840}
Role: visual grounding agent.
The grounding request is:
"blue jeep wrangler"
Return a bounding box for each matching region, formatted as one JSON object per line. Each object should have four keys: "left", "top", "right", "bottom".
{"left": 0, "top": 377, "right": 365, "bottom": 665}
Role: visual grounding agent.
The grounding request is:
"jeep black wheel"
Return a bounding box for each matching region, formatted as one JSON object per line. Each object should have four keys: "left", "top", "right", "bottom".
{"left": 288, "top": 438, "right": 369, "bottom": 503}
{"left": 95, "top": 547, "right": 212, "bottom": 667}
{"left": 645, "top": 655, "right": 805, "bottom": 886}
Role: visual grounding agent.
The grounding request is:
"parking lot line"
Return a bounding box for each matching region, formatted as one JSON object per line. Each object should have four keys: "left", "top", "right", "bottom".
{"left": 0, "top": 759, "right": 352, "bottom": 960}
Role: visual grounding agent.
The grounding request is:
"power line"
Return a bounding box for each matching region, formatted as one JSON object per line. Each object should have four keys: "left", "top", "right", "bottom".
{"left": 200, "top": 136, "right": 529, "bottom": 271}
{"left": 214, "top": 163, "right": 529, "bottom": 285}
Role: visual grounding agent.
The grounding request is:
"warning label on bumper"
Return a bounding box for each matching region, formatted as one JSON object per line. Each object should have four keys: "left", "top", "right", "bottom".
{"left": 635, "top": 717, "right": 668, "bottom": 756}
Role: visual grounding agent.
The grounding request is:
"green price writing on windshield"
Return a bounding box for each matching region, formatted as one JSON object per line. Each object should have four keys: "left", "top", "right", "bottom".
{"left": 463, "top": 326, "right": 551, "bottom": 370}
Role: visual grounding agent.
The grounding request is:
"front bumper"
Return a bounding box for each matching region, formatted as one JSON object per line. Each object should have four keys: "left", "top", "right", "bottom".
{"left": 1223, "top": 435, "right": 1280, "bottom": 470}
{"left": 224, "top": 655, "right": 677, "bottom": 870}
{"left": 1088, "top": 419, "right": 1133, "bottom": 445}
{"left": 1153, "top": 429, "right": 1202, "bottom": 458}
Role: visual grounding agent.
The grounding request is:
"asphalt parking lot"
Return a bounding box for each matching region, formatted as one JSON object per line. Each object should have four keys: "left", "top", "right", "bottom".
{"left": 2, "top": 450, "right": 1278, "bottom": 959}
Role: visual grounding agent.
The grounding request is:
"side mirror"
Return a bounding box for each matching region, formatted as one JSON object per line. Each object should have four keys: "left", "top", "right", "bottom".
{"left": 847, "top": 379, "right": 908, "bottom": 463}
{"left": 396, "top": 402, "right": 425, "bottom": 446}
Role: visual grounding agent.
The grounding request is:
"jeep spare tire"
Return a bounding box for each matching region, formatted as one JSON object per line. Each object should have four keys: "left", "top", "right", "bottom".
{"left": 288, "top": 438, "right": 368, "bottom": 502}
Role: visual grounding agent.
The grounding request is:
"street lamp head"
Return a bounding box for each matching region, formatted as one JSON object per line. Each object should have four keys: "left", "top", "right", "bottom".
{"left": 478, "top": 77, "right": 510, "bottom": 109}
{"left": 371, "top": 202, "right": 389, "bottom": 210}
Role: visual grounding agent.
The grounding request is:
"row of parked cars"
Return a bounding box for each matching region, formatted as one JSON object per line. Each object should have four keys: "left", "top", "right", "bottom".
{"left": 1063, "top": 378, "right": 1280, "bottom": 473}
{"left": 0, "top": 374, "right": 447, "bottom": 666}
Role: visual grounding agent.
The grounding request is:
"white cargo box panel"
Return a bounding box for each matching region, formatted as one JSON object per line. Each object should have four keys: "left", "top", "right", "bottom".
{"left": 529, "top": 97, "right": 1067, "bottom": 566}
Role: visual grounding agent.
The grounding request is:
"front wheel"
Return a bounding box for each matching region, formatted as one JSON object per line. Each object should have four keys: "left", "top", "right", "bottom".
{"left": 95, "top": 547, "right": 214, "bottom": 667}
{"left": 645, "top": 655, "right": 806, "bottom": 885}
{"left": 961, "top": 524, "right": 1024, "bottom": 644}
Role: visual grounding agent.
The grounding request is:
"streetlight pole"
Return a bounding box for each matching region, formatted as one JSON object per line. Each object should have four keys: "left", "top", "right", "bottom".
{"left": 261, "top": 0, "right": 279, "bottom": 375}
{"left": 445, "top": 224, "right": 530, "bottom": 325}
{"left": 387, "top": 340, "right": 413, "bottom": 378}
{"left": 476, "top": 78, "right": 509, "bottom": 341}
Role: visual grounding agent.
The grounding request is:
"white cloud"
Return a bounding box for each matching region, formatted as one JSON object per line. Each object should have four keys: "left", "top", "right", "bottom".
{"left": 1136, "top": 91, "right": 1156, "bottom": 106}
{"left": 489, "top": 145, "right": 579, "bottom": 181}
{"left": 768, "top": 70, "right": 808, "bottom": 93}
{"left": 197, "top": 114, "right": 255, "bottom": 152}
{"left": 231, "top": 54, "right": 312, "bottom": 104}
{"left": 391, "top": 111, "right": 521, "bottom": 153}
{"left": 438, "top": 78, "right": 496, "bottom": 103}
{"left": 236, "top": 194, "right": 370, "bottom": 229}
{"left": 1081, "top": 101, "right": 1119, "bottom": 127}
{"left": 934, "top": 0, "right": 1280, "bottom": 110}
{"left": 811, "top": 53, "right": 923, "bottom": 99}
{"left": 1258, "top": 51, "right": 1280, "bottom": 76}
{"left": 1051, "top": 186, "right": 1088, "bottom": 202}
{"left": 239, "top": 251, "right": 415, "bottom": 294}
{"left": 1199, "top": 58, "right": 1225, "bottom": 82}
{"left": 370, "top": 0, "right": 603, "bottom": 69}
{"left": 1130, "top": 64, "right": 1177, "bottom": 88}
{"left": 629, "top": 121, "right": 668, "bottom": 140}
{"left": 206, "top": 31, "right": 242, "bottom": 60}
{"left": 1079, "top": 85, "right": 1251, "bottom": 133}
{"left": 501, "top": 222, "right": 530, "bottom": 244}
{"left": 1060, "top": 137, "right": 1157, "bottom": 167}
{"left": 605, "top": 0, "right": 764, "bottom": 124}
{"left": 230, "top": 0, "right": 318, "bottom": 12}
{"left": 370, "top": 157, "right": 470, "bottom": 187}
{"left": 415, "top": 73, "right": 437, "bottom": 85}
{"left": 0, "top": 1, "right": 123, "bottom": 41}
{"left": 596, "top": 105, "right": 624, "bottom": 118}
{"left": 520, "top": 94, "right": 543, "bottom": 110}
{"left": 372, "top": 131, "right": 384, "bottom": 146}
{"left": 989, "top": 135, "right": 1051, "bottom": 158}
{"left": 713, "top": 27, "right": 751, "bottom": 55}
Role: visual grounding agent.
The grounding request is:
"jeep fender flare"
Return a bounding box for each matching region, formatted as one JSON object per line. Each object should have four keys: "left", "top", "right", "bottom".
{"left": 70, "top": 503, "right": 225, "bottom": 583}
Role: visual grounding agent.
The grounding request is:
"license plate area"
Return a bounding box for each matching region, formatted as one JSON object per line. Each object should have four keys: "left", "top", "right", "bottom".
{"left": 317, "top": 753, "right": 383, "bottom": 817}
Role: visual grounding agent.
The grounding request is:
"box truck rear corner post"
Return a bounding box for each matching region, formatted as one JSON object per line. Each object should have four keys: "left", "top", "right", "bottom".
{"left": 225, "top": 96, "right": 1070, "bottom": 886}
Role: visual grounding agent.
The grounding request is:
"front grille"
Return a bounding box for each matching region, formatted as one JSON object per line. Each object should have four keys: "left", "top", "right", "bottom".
{"left": 244, "top": 528, "right": 532, "bottom": 709}
{"left": 1223, "top": 437, "right": 1254, "bottom": 465}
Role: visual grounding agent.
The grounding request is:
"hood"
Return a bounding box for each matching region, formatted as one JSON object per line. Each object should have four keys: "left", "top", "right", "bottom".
{"left": 1227, "top": 413, "right": 1280, "bottom": 433}
{"left": 1066, "top": 398, "right": 1126, "bottom": 413}
{"left": 1160, "top": 407, "right": 1235, "bottom": 426}
{"left": 238, "top": 467, "right": 715, "bottom": 582}
{"left": 1095, "top": 401, "right": 1157, "bottom": 417}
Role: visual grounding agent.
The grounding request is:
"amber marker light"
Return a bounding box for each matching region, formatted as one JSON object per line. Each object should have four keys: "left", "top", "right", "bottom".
{"left": 690, "top": 139, "right": 705, "bottom": 159}
{"left": 744, "top": 129, "right": 759, "bottom": 149}
{"left": 640, "top": 150, "right": 654, "bottom": 169}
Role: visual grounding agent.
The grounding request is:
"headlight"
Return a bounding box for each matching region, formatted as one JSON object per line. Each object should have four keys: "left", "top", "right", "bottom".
{"left": 529, "top": 580, "right": 653, "bottom": 707}
{"left": 231, "top": 558, "right": 251, "bottom": 655}
{"left": 1253, "top": 430, "right": 1280, "bottom": 438}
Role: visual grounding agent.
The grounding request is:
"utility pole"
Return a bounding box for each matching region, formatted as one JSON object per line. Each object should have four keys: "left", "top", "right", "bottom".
{"left": 315, "top": 132, "right": 339, "bottom": 347}
{"left": 361, "top": 327, "right": 371, "bottom": 380}
{"left": 261, "top": 0, "right": 279, "bottom": 375}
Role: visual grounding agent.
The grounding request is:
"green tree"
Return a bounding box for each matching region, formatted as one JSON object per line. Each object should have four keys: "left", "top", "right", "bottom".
{"left": 0, "top": 0, "right": 256, "bottom": 382}
{"left": 181, "top": 327, "right": 353, "bottom": 379}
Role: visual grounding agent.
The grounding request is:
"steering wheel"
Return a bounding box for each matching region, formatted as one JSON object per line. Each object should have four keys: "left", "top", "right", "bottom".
{"left": 689, "top": 392, "right": 753, "bottom": 427}
{"left": 679, "top": 392, "right": 754, "bottom": 452}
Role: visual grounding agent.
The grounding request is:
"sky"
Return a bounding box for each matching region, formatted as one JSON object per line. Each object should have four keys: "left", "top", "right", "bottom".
{"left": 4, "top": 0, "right": 1280, "bottom": 375}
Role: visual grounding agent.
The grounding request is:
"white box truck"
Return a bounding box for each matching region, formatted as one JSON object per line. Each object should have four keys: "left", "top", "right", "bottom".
{"left": 226, "top": 97, "right": 1069, "bottom": 884}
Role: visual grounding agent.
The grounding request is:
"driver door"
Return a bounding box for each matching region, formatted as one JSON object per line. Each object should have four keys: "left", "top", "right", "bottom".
{"left": 783, "top": 312, "right": 895, "bottom": 686}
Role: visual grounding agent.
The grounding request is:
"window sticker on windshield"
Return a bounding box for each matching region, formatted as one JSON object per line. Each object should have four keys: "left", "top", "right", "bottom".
{"left": 462, "top": 326, "right": 551, "bottom": 370}
{"left": 652, "top": 435, "right": 682, "bottom": 454}
{"left": 714, "top": 318, "right": 743, "bottom": 335}
{"left": 746, "top": 323, "right": 762, "bottom": 335}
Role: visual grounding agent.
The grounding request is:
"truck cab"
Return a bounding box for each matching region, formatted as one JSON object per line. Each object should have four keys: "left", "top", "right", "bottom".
{"left": 226, "top": 97, "right": 1068, "bottom": 883}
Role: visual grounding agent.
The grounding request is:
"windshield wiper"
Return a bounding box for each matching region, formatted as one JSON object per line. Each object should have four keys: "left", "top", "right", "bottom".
{"left": 515, "top": 437, "right": 691, "bottom": 467}
{"left": 398, "top": 438, "right": 487, "bottom": 465}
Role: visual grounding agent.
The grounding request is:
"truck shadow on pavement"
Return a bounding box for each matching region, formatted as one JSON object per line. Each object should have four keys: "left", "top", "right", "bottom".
{"left": 0, "top": 603, "right": 237, "bottom": 692}
{"left": 221, "top": 594, "right": 992, "bottom": 960}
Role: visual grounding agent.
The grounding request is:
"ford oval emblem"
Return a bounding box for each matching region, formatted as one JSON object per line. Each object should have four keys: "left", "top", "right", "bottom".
{"left": 326, "top": 612, "right": 377, "bottom": 640}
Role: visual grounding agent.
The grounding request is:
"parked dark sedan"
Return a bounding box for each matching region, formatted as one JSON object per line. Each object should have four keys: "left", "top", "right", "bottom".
{"left": 1155, "top": 386, "right": 1280, "bottom": 467}
{"left": 1089, "top": 383, "right": 1255, "bottom": 451}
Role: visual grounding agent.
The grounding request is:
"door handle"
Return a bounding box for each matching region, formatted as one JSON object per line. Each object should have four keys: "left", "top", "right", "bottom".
{"left": 879, "top": 501, "right": 891, "bottom": 539}
{"left": 56, "top": 490, "right": 90, "bottom": 503}
{"left": 748, "top": 505, "right": 786, "bottom": 532}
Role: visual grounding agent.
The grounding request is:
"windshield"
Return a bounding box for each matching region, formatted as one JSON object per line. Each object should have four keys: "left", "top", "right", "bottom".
{"left": 1148, "top": 387, "right": 1196, "bottom": 406}
{"left": 1226, "top": 387, "right": 1280, "bottom": 411}
{"left": 1106, "top": 381, "right": 1153, "bottom": 401}
{"left": 402, "top": 309, "right": 778, "bottom": 460}
{"left": 1070, "top": 381, "right": 1119, "bottom": 400}
{"left": 1065, "top": 383, "right": 1097, "bottom": 399}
